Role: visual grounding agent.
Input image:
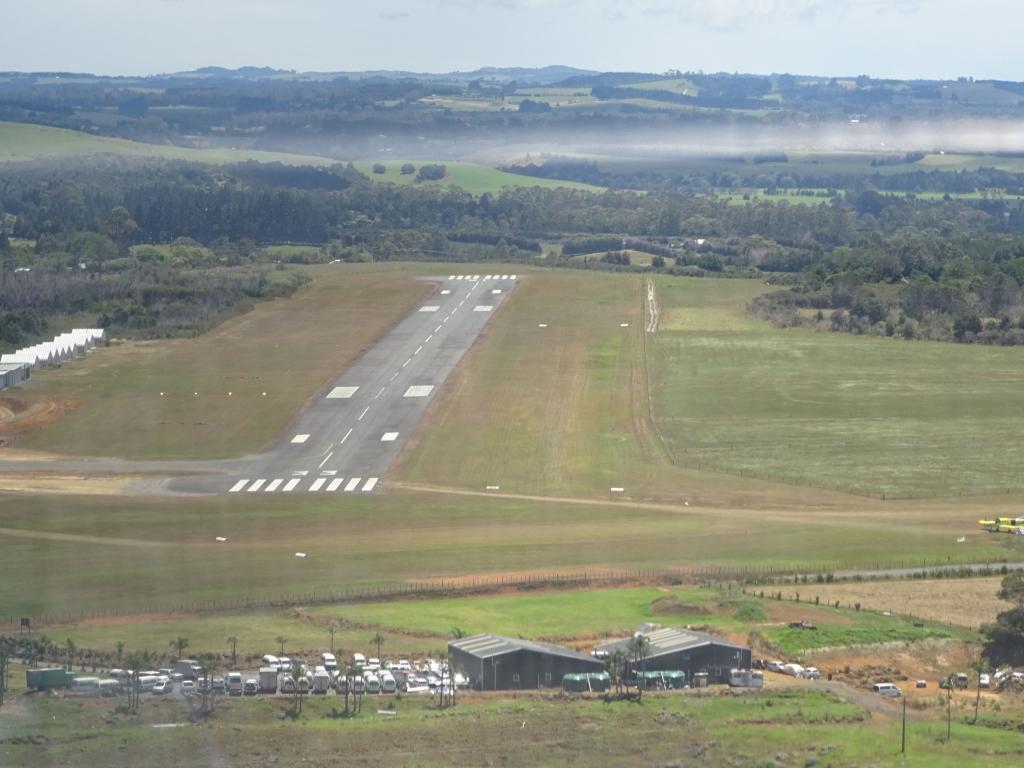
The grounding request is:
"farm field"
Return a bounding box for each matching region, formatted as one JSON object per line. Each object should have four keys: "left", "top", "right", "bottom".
{"left": 5, "top": 265, "right": 432, "bottom": 459}
{"left": 0, "top": 121, "right": 335, "bottom": 166}
{"left": 781, "top": 576, "right": 1014, "bottom": 629}
{"left": 648, "top": 276, "right": 1024, "bottom": 499}
{"left": 352, "top": 160, "right": 603, "bottom": 194}
{"left": 3, "top": 678, "right": 1023, "bottom": 768}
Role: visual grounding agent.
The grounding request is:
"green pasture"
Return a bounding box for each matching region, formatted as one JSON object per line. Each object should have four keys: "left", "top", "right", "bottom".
{"left": 650, "top": 276, "right": 1024, "bottom": 498}
{"left": 353, "top": 160, "right": 603, "bottom": 194}
{"left": 0, "top": 121, "right": 335, "bottom": 166}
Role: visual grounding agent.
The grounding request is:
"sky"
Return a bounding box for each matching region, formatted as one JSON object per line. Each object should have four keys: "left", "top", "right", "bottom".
{"left": 3, "top": 0, "right": 1018, "bottom": 81}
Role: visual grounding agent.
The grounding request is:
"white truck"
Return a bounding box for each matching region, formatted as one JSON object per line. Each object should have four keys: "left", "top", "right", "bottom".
{"left": 226, "top": 672, "right": 244, "bottom": 695}
{"left": 174, "top": 659, "right": 202, "bottom": 680}
{"left": 321, "top": 653, "right": 337, "bottom": 672}
{"left": 312, "top": 669, "right": 332, "bottom": 694}
{"left": 379, "top": 671, "right": 397, "bottom": 694}
{"left": 259, "top": 667, "right": 279, "bottom": 694}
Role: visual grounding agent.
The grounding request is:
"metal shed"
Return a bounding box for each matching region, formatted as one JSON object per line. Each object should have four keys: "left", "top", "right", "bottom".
{"left": 594, "top": 627, "right": 751, "bottom": 685}
{"left": 449, "top": 634, "right": 605, "bottom": 690}
{"left": 0, "top": 362, "right": 30, "bottom": 391}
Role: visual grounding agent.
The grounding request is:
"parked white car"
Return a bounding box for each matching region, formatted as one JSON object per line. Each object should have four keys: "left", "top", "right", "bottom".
{"left": 802, "top": 667, "right": 821, "bottom": 680}
{"left": 980, "top": 674, "right": 991, "bottom": 689}
{"left": 872, "top": 683, "right": 902, "bottom": 697}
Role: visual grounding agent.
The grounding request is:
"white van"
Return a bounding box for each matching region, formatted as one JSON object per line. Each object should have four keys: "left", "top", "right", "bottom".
{"left": 353, "top": 653, "right": 366, "bottom": 667}
{"left": 262, "top": 654, "right": 280, "bottom": 668}
{"left": 227, "top": 672, "right": 243, "bottom": 695}
{"left": 364, "top": 672, "right": 381, "bottom": 693}
{"left": 872, "top": 683, "right": 902, "bottom": 697}
{"left": 321, "top": 653, "right": 337, "bottom": 672}
{"left": 782, "top": 663, "right": 804, "bottom": 677}
{"left": 99, "top": 679, "right": 121, "bottom": 697}
{"left": 379, "top": 671, "right": 397, "bottom": 694}
{"left": 71, "top": 677, "right": 102, "bottom": 696}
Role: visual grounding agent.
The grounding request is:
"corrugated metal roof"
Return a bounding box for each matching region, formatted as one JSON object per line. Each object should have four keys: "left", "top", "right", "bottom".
{"left": 449, "top": 634, "right": 599, "bottom": 663}
{"left": 594, "top": 627, "right": 747, "bottom": 660}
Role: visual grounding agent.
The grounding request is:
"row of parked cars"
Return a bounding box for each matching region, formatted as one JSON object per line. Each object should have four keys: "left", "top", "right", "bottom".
{"left": 756, "top": 659, "right": 822, "bottom": 680}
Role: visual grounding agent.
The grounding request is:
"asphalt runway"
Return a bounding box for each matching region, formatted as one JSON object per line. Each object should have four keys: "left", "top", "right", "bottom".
{"left": 161, "top": 272, "right": 518, "bottom": 495}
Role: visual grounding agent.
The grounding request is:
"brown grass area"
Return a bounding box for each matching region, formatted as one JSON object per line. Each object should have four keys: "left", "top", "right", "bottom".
{"left": 782, "top": 577, "right": 1013, "bottom": 628}
{"left": 5, "top": 266, "right": 433, "bottom": 459}
{"left": 0, "top": 472, "right": 138, "bottom": 495}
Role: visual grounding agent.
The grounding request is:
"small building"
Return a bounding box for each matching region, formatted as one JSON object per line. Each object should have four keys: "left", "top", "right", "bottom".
{"left": 0, "top": 362, "right": 30, "bottom": 391}
{"left": 449, "top": 634, "right": 604, "bottom": 691}
{"left": 594, "top": 627, "right": 751, "bottom": 685}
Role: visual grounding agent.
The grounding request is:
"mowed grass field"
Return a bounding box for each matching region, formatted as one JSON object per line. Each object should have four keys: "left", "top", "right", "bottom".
{"left": 5, "top": 265, "right": 432, "bottom": 459}
{"left": 649, "top": 276, "right": 1024, "bottom": 498}
{"left": 0, "top": 121, "right": 335, "bottom": 166}
{"left": 352, "top": 160, "right": 603, "bottom": 194}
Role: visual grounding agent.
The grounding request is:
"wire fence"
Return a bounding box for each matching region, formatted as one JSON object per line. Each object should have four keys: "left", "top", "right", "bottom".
{"left": 1, "top": 555, "right": 1017, "bottom": 628}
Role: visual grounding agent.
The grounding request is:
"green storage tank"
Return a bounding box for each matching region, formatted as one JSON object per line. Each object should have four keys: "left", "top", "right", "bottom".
{"left": 638, "top": 670, "right": 686, "bottom": 689}
{"left": 561, "top": 672, "right": 610, "bottom": 692}
{"left": 26, "top": 667, "right": 74, "bottom": 691}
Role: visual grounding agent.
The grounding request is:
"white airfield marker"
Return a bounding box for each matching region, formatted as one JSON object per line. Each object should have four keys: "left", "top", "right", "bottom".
{"left": 292, "top": 470, "right": 309, "bottom": 476}
{"left": 474, "top": 305, "right": 493, "bottom": 312}
{"left": 403, "top": 385, "right": 434, "bottom": 398}
{"left": 492, "top": 289, "right": 502, "bottom": 294}
{"left": 247, "top": 479, "right": 266, "bottom": 492}
{"left": 344, "top": 477, "right": 361, "bottom": 492}
{"left": 215, "top": 536, "right": 227, "bottom": 542}
{"left": 362, "top": 477, "right": 379, "bottom": 491}
{"left": 419, "top": 306, "right": 440, "bottom": 313}
{"left": 264, "top": 479, "right": 284, "bottom": 492}
{"left": 538, "top": 323, "right": 548, "bottom": 328}
{"left": 326, "top": 386, "right": 359, "bottom": 399}
{"left": 381, "top": 432, "right": 399, "bottom": 442}
{"left": 228, "top": 479, "right": 248, "bottom": 493}
{"left": 321, "top": 470, "right": 337, "bottom": 476}
{"left": 309, "top": 478, "right": 326, "bottom": 492}
{"left": 295, "top": 552, "right": 307, "bottom": 558}
{"left": 327, "top": 478, "right": 344, "bottom": 492}
{"left": 441, "top": 289, "right": 451, "bottom": 295}
{"left": 486, "top": 485, "right": 500, "bottom": 491}
{"left": 620, "top": 323, "right": 630, "bottom": 328}
{"left": 283, "top": 479, "right": 301, "bottom": 492}
{"left": 610, "top": 487, "right": 624, "bottom": 493}
{"left": 291, "top": 434, "right": 310, "bottom": 444}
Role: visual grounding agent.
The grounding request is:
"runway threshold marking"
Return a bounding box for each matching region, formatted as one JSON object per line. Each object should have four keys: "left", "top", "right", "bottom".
{"left": 327, "top": 386, "right": 359, "bottom": 399}
{"left": 309, "top": 478, "right": 327, "bottom": 492}
{"left": 265, "top": 479, "right": 283, "bottom": 492}
{"left": 403, "top": 385, "right": 434, "bottom": 398}
{"left": 363, "top": 478, "right": 379, "bottom": 492}
{"left": 434, "top": 325, "right": 442, "bottom": 333}
{"left": 291, "top": 434, "right": 310, "bottom": 444}
{"left": 381, "top": 432, "right": 399, "bottom": 442}
{"left": 229, "top": 479, "right": 248, "bottom": 493}
{"left": 283, "top": 478, "right": 300, "bottom": 492}
{"left": 344, "top": 477, "right": 361, "bottom": 492}
{"left": 247, "top": 479, "right": 266, "bottom": 492}
{"left": 327, "top": 478, "right": 344, "bottom": 492}
{"left": 419, "top": 306, "right": 440, "bottom": 313}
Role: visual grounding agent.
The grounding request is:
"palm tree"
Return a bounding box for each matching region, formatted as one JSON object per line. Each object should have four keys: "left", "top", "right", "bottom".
{"left": 226, "top": 636, "right": 238, "bottom": 668}
{"left": 170, "top": 637, "right": 189, "bottom": 659}
{"left": 115, "top": 641, "right": 124, "bottom": 669}
{"left": 289, "top": 659, "right": 305, "bottom": 717}
{"left": 65, "top": 638, "right": 76, "bottom": 672}
{"left": 627, "top": 635, "right": 651, "bottom": 700}
{"left": 370, "top": 633, "right": 385, "bottom": 660}
{"left": 198, "top": 652, "right": 219, "bottom": 715}
{"left": 275, "top": 636, "right": 288, "bottom": 656}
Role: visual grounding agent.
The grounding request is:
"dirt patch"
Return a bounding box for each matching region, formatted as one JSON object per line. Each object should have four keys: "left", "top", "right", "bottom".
{"left": 0, "top": 395, "right": 77, "bottom": 435}
{"left": 651, "top": 595, "right": 711, "bottom": 615}
{"left": 0, "top": 472, "right": 139, "bottom": 495}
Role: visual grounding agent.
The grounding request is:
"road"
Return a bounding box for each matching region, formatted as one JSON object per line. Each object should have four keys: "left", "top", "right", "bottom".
{"left": 0, "top": 273, "right": 518, "bottom": 496}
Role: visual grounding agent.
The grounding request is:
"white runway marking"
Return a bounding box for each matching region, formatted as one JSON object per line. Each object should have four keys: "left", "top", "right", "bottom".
{"left": 492, "top": 289, "right": 502, "bottom": 294}
{"left": 358, "top": 406, "right": 370, "bottom": 420}
{"left": 435, "top": 325, "right": 442, "bottom": 333}
{"left": 309, "top": 478, "right": 326, "bottom": 492}
{"left": 414, "top": 345, "right": 423, "bottom": 355}
{"left": 472, "top": 275, "right": 480, "bottom": 280}
{"left": 448, "top": 275, "right": 455, "bottom": 280}
{"left": 511, "top": 275, "right": 517, "bottom": 280}
{"left": 344, "top": 477, "right": 361, "bottom": 492}
{"left": 291, "top": 434, "right": 310, "bottom": 444}
{"left": 402, "top": 358, "right": 411, "bottom": 368}
{"left": 362, "top": 477, "right": 378, "bottom": 492}
{"left": 322, "top": 470, "right": 337, "bottom": 476}
{"left": 381, "top": 432, "right": 399, "bottom": 442}
{"left": 403, "top": 385, "right": 434, "bottom": 398}
{"left": 319, "top": 452, "right": 334, "bottom": 468}
{"left": 327, "top": 478, "right": 343, "bottom": 492}
{"left": 419, "top": 305, "right": 440, "bottom": 313}
{"left": 620, "top": 323, "right": 629, "bottom": 327}
{"left": 425, "top": 334, "right": 433, "bottom": 343}
{"left": 474, "top": 305, "right": 493, "bottom": 312}
{"left": 283, "top": 478, "right": 300, "bottom": 492}
{"left": 327, "top": 386, "right": 359, "bottom": 399}
{"left": 441, "top": 289, "right": 451, "bottom": 295}
{"left": 389, "top": 372, "right": 399, "bottom": 382}
{"left": 340, "top": 428, "right": 353, "bottom": 445}
{"left": 610, "top": 487, "right": 624, "bottom": 493}
{"left": 229, "top": 479, "right": 248, "bottom": 493}
{"left": 486, "top": 485, "right": 500, "bottom": 490}
{"left": 265, "top": 479, "right": 283, "bottom": 492}
{"left": 247, "top": 479, "right": 266, "bottom": 492}
{"left": 538, "top": 323, "right": 548, "bottom": 328}
{"left": 293, "top": 470, "right": 308, "bottom": 476}
{"left": 485, "top": 274, "right": 492, "bottom": 280}
{"left": 375, "top": 386, "right": 385, "bottom": 399}
{"left": 501, "top": 274, "right": 509, "bottom": 279}
{"left": 456, "top": 275, "right": 464, "bottom": 280}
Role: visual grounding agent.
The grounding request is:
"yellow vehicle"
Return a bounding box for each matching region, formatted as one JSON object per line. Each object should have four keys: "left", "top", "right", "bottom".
{"left": 978, "top": 519, "right": 1024, "bottom": 534}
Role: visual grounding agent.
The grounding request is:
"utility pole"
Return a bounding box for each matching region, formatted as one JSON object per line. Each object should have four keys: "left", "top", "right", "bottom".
{"left": 901, "top": 697, "right": 906, "bottom": 754}
{"left": 947, "top": 680, "right": 952, "bottom": 742}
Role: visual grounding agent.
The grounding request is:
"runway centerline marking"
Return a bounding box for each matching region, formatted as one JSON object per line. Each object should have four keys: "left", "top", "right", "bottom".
{"left": 414, "top": 345, "right": 423, "bottom": 355}
{"left": 291, "top": 434, "right": 310, "bottom": 444}
{"left": 402, "top": 358, "right": 411, "bottom": 368}
{"left": 318, "top": 452, "right": 334, "bottom": 468}
{"left": 326, "top": 386, "right": 358, "bottom": 399}
{"left": 374, "top": 386, "right": 385, "bottom": 399}
{"left": 358, "top": 406, "right": 370, "bottom": 420}
{"left": 389, "top": 372, "right": 399, "bottom": 382}
{"left": 340, "top": 428, "right": 353, "bottom": 445}
{"left": 434, "top": 325, "right": 442, "bottom": 333}
{"left": 425, "top": 334, "right": 433, "bottom": 343}
{"left": 381, "top": 432, "right": 399, "bottom": 442}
